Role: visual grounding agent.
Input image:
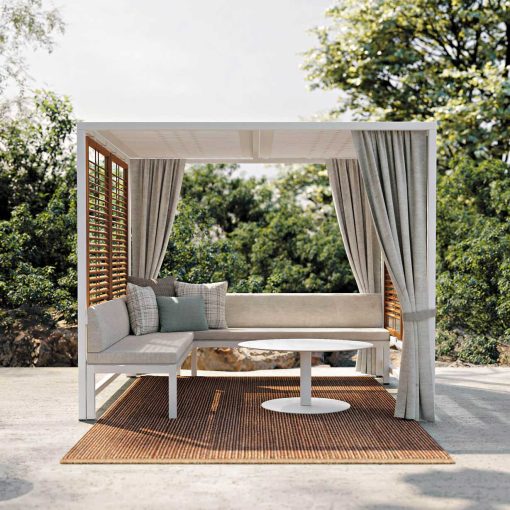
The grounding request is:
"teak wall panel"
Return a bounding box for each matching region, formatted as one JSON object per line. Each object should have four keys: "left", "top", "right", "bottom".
{"left": 86, "top": 138, "right": 128, "bottom": 306}
{"left": 384, "top": 265, "right": 403, "bottom": 340}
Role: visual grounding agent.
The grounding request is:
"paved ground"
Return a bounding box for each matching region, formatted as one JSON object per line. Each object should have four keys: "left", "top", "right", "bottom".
{"left": 0, "top": 366, "right": 509, "bottom": 510}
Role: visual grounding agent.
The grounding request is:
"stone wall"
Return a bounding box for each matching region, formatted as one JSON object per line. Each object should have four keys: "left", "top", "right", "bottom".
{"left": 0, "top": 308, "right": 77, "bottom": 367}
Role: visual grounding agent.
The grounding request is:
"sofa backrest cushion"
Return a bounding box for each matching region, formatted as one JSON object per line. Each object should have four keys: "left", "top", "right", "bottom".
{"left": 87, "top": 297, "right": 131, "bottom": 353}
{"left": 127, "top": 275, "right": 175, "bottom": 296}
{"left": 225, "top": 293, "right": 383, "bottom": 328}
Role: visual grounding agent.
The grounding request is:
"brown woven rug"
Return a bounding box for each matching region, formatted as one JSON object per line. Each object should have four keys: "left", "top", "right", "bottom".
{"left": 62, "top": 376, "right": 452, "bottom": 464}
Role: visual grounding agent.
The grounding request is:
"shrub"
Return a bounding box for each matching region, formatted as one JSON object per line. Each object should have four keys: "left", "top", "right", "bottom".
{"left": 457, "top": 335, "right": 500, "bottom": 365}
{"left": 436, "top": 158, "right": 510, "bottom": 359}
{"left": 435, "top": 330, "right": 458, "bottom": 359}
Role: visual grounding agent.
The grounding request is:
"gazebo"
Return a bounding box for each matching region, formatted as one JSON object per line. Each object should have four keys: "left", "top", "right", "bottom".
{"left": 76, "top": 121, "right": 437, "bottom": 422}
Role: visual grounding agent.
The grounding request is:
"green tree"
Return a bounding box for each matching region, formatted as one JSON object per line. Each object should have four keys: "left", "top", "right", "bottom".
{"left": 0, "top": 91, "right": 77, "bottom": 320}
{"left": 162, "top": 164, "right": 356, "bottom": 294}
{"left": 0, "top": 89, "right": 75, "bottom": 219}
{"left": 304, "top": 0, "right": 510, "bottom": 362}
{"left": 437, "top": 158, "right": 510, "bottom": 341}
{"left": 304, "top": 0, "right": 510, "bottom": 162}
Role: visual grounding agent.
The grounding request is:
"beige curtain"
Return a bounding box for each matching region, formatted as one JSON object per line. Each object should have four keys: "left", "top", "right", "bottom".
{"left": 352, "top": 130, "right": 434, "bottom": 421}
{"left": 327, "top": 159, "right": 381, "bottom": 375}
{"left": 130, "top": 159, "right": 185, "bottom": 279}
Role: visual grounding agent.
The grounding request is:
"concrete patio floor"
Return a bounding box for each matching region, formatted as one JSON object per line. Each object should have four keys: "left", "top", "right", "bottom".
{"left": 1, "top": 366, "right": 509, "bottom": 510}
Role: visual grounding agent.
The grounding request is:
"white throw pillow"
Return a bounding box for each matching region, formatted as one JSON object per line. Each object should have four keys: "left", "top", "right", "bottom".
{"left": 174, "top": 281, "right": 228, "bottom": 329}
{"left": 126, "top": 283, "right": 159, "bottom": 335}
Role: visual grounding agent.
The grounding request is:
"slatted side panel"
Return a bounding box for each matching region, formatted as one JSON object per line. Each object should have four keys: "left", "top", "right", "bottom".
{"left": 87, "top": 141, "right": 110, "bottom": 305}
{"left": 384, "top": 265, "right": 403, "bottom": 340}
{"left": 86, "top": 138, "right": 128, "bottom": 306}
{"left": 110, "top": 158, "right": 129, "bottom": 299}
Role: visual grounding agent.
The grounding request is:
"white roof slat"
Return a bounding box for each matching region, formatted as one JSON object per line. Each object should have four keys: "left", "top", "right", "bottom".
{"left": 84, "top": 122, "right": 435, "bottom": 162}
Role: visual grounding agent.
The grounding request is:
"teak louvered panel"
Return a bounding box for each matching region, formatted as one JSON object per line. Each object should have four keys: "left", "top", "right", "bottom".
{"left": 110, "top": 158, "right": 129, "bottom": 300}
{"left": 384, "top": 265, "right": 403, "bottom": 340}
{"left": 86, "top": 138, "right": 128, "bottom": 306}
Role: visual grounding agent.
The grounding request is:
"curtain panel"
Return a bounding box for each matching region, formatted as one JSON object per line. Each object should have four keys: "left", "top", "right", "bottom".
{"left": 327, "top": 159, "right": 381, "bottom": 375}
{"left": 352, "top": 130, "right": 434, "bottom": 421}
{"left": 130, "top": 159, "right": 185, "bottom": 279}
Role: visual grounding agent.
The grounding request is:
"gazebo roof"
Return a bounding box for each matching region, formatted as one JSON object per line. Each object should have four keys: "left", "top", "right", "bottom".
{"left": 78, "top": 121, "right": 435, "bottom": 163}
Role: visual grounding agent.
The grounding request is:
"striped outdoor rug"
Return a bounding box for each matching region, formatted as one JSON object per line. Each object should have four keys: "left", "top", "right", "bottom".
{"left": 62, "top": 376, "right": 453, "bottom": 464}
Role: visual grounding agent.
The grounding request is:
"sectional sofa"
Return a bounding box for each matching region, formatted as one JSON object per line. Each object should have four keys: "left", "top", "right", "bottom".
{"left": 85, "top": 293, "right": 390, "bottom": 419}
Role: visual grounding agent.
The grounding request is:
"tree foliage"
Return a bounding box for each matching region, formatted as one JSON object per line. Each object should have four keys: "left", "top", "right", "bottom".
{"left": 0, "top": 89, "right": 74, "bottom": 219}
{"left": 305, "top": 0, "right": 510, "bottom": 361}
{"left": 437, "top": 158, "right": 510, "bottom": 341}
{"left": 304, "top": 0, "right": 510, "bottom": 162}
{"left": 162, "top": 165, "right": 356, "bottom": 294}
{"left": 0, "top": 0, "right": 64, "bottom": 103}
{"left": 0, "top": 91, "right": 77, "bottom": 320}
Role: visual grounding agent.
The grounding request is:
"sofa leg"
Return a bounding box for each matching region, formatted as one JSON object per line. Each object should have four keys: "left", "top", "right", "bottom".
{"left": 374, "top": 343, "right": 390, "bottom": 384}
{"left": 169, "top": 365, "right": 178, "bottom": 419}
{"left": 374, "top": 344, "right": 383, "bottom": 378}
{"left": 86, "top": 364, "right": 96, "bottom": 420}
{"left": 383, "top": 342, "right": 390, "bottom": 385}
{"left": 191, "top": 347, "right": 198, "bottom": 377}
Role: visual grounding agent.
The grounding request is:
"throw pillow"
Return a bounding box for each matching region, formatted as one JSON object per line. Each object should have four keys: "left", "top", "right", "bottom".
{"left": 127, "top": 275, "right": 175, "bottom": 296}
{"left": 125, "top": 283, "right": 159, "bottom": 335}
{"left": 174, "top": 281, "right": 228, "bottom": 329}
{"left": 157, "top": 296, "right": 209, "bottom": 333}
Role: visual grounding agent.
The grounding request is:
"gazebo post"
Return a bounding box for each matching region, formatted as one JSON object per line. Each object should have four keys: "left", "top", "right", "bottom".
{"left": 427, "top": 125, "right": 437, "bottom": 389}
{"left": 77, "top": 128, "right": 88, "bottom": 420}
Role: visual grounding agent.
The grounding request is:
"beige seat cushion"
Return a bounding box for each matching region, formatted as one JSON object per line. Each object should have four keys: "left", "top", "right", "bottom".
{"left": 193, "top": 328, "right": 389, "bottom": 342}
{"left": 88, "top": 332, "right": 193, "bottom": 365}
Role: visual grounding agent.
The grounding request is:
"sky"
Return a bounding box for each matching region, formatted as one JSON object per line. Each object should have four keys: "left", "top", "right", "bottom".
{"left": 25, "top": 0, "right": 340, "bottom": 176}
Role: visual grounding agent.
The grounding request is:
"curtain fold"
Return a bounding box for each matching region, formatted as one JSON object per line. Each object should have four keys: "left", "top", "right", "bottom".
{"left": 352, "top": 130, "right": 434, "bottom": 421}
{"left": 130, "top": 159, "right": 185, "bottom": 279}
{"left": 327, "top": 159, "right": 381, "bottom": 375}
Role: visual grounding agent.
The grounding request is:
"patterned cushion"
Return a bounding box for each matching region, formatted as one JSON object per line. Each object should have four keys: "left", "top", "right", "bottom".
{"left": 174, "top": 281, "right": 228, "bottom": 329}
{"left": 126, "top": 283, "right": 159, "bottom": 336}
{"left": 127, "top": 276, "right": 175, "bottom": 296}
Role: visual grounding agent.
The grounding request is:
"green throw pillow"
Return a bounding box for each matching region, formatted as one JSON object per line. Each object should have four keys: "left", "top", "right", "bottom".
{"left": 156, "top": 296, "right": 209, "bottom": 332}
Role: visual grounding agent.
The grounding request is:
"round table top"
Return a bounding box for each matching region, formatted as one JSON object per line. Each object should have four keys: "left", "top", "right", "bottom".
{"left": 238, "top": 339, "right": 373, "bottom": 352}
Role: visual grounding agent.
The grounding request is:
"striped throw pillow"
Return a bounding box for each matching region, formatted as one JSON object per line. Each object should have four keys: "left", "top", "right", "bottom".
{"left": 126, "top": 283, "right": 159, "bottom": 335}
{"left": 174, "top": 281, "right": 228, "bottom": 329}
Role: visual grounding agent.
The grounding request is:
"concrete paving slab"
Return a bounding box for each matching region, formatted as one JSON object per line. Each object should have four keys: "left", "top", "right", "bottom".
{"left": 0, "top": 366, "right": 509, "bottom": 510}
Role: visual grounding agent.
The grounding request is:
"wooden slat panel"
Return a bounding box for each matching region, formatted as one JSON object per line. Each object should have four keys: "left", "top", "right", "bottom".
{"left": 384, "top": 265, "right": 403, "bottom": 340}
{"left": 86, "top": 138, "right": 128, "bottom": 306}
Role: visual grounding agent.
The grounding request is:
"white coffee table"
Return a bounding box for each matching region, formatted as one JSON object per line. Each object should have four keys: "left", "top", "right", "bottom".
{"left": 238, "top": 339, "right": 373, "bottom": 414}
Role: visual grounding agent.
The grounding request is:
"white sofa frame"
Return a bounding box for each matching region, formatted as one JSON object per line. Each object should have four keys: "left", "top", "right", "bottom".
{"left": 85, "top": 342, "right": 389, "bottom": 420}
{"left": 76, "top": 121, "right": 436, "bottom": 421}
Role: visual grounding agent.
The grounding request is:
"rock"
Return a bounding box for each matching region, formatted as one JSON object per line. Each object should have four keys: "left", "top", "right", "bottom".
{"left": 323, "top": 350, "right": 357, "bottom": 367}
{"left": 390, "top": 347, "right": 401, "bottom": 368}
{"left": 37, "top": 327, "right": 78, "bottom": 367}
{"left": 497, "top": 342, "right": 510, "bottom": 365}
{"left": 0, "top": 308, "right": 77, "bottom": 367}
{"left": 182, "top": 347, "right": 300, "bottom": 371}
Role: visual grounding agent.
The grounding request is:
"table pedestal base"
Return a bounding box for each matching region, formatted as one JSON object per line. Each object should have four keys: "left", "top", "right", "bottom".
{"left": 261, "top": 397, "right": 350, "bottom": 415}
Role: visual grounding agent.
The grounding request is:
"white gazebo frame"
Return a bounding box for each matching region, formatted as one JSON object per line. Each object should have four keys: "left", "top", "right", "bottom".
{"left": 76, "top": 121, "right": 437, "bottom": 420}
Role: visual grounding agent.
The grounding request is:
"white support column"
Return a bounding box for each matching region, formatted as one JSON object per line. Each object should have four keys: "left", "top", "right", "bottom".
{"left": 300, "top": 351, "right": 312, "bottom": 406}
{"left": 427, "top": 126, "right": 437, "bottom": 391}
{"left": 77, "top": 128, "right": 88, "bottom": 420}
{"left": 168, "top": 365, "right": 178, "bottom": 419}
